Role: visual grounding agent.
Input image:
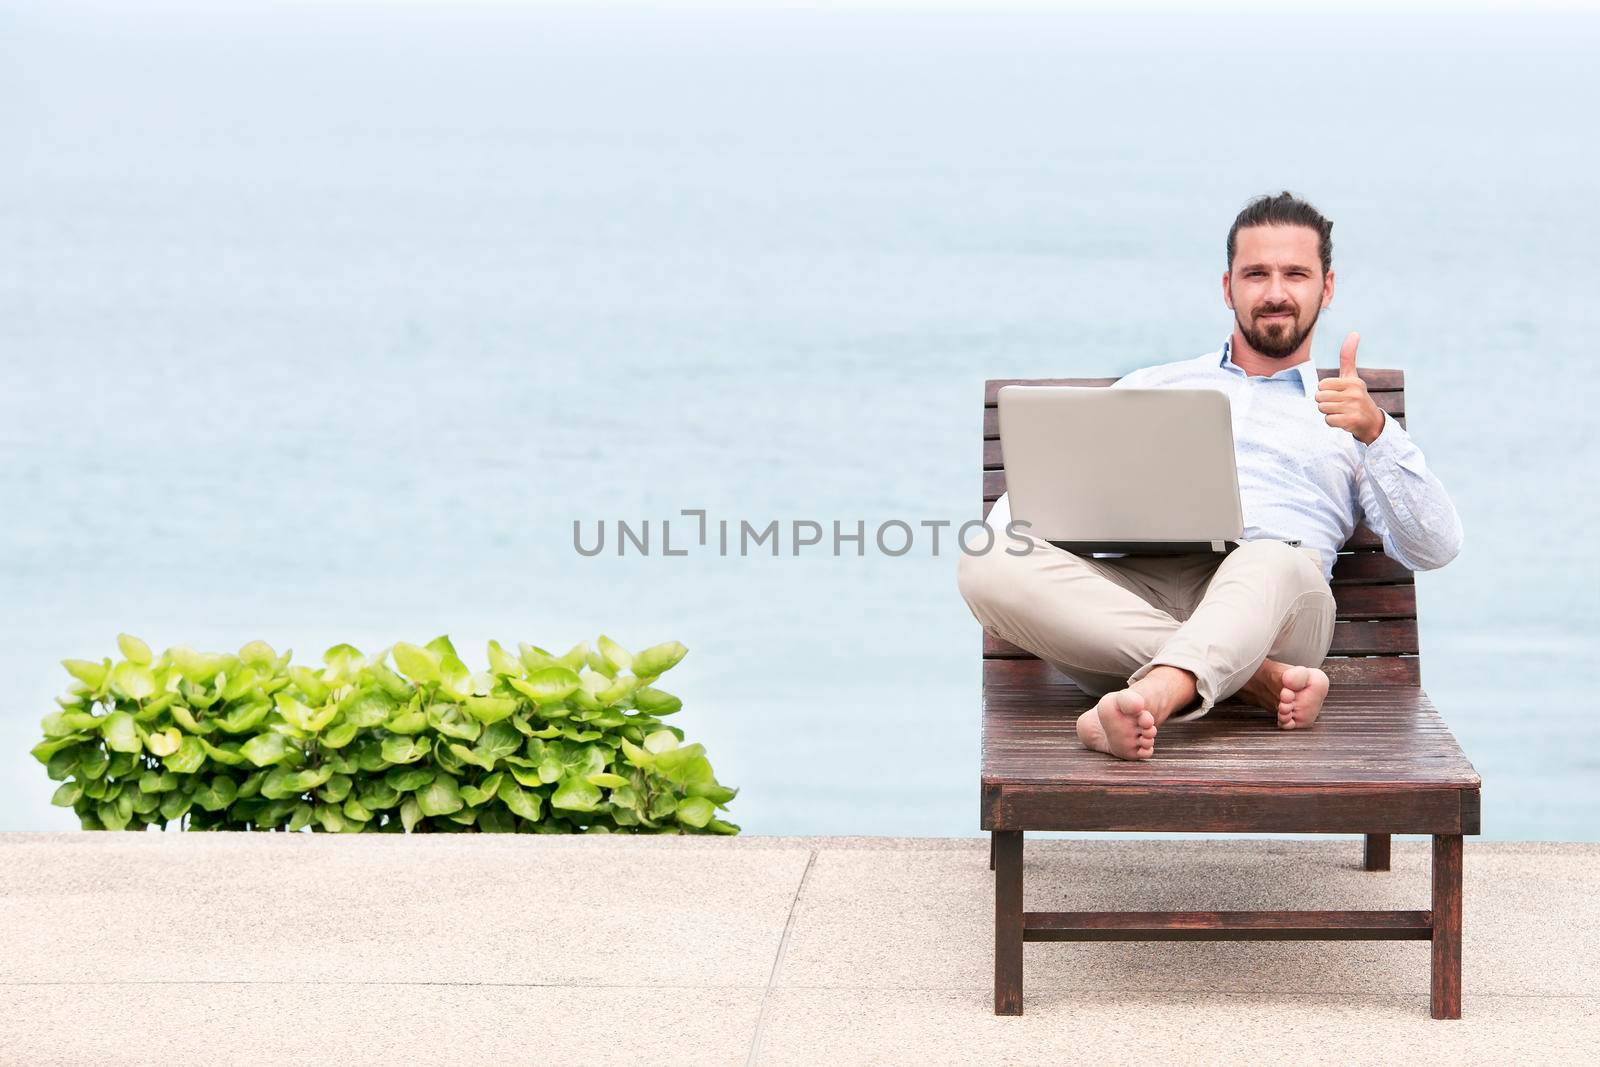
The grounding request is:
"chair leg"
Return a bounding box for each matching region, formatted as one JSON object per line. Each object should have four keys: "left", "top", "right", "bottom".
{"left": 994, "top": 830, "right": 1024, "bottom": 1016}
{"left": 989, "top": 831, "right": 995, "bottom": 871}
{"left": 1431, "top": 834, "right": 1463, "bottom": 1019}
{"left": 1364, "top": 833, "right": 1391, "bottom": 871}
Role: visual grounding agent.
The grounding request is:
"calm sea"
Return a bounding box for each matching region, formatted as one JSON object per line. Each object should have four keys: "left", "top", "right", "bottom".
{"left": 3, "top": 4, "right": 1597, "bottom": 839}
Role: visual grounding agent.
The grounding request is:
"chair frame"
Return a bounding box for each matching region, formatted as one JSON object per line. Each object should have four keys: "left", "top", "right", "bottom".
{"left": 977, "top": 371, "right": 1480, "bottom": 1019}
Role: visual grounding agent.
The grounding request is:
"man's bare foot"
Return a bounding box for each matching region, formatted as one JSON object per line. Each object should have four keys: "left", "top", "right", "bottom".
{"left": 1275, "top": 664, "right": 1330, "bottom": 730}
{"left": 1075, "top": 690, "right": 1157, "bottom": 760}
{"left": 1240, "top": 658, "right": 1330, "bottom": 730}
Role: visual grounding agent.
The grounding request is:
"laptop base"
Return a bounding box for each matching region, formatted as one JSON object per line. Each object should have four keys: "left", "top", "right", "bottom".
{"left": 1044, "top": 538, "right": 1302, "bottom": 556}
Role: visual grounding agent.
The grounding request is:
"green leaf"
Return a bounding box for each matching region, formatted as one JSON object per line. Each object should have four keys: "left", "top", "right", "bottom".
{"left": 675, "top": 796, "right": 714, "bottom": 828}
{"left": 78, "top": 747, "right": 109, "bottom": 779}
{"left": 320, "top": 717, "right": 359, "bottom": 749}
{"left": 358, "top": 780, "right": 402, "bottom": 810}
{"left": 289, "top": 666, "right": 330, "bottom": 706}
{"left": 518, "top": 643, "right": 555, "bottom": 670}
{"left": 98, "top": 798, "right": 131, "bottom": 831}
{"left": 384, "top": 765, "right": 436, "bottom": 792}
{"left": 446, "top": 742, "right": 495, "bottom": 771}
{"left": 417, "top": 775, "right": 463, "bottom": 817}
{"left": 686, "top": 782, "right": 739, "bottom": 806}
{"left": 51, "top": 780, "right": 83, "bottom": 807}
{"left": 117, "top": 633, "right": 153, "bottom": 664}
{"left": 45, "top": 745, "right": 83, "bottom": 781}
{"left": 475, "top": 721, "right": 522, "bottom": 764}
{"left": 632, "top": 687, "right": 682, "bottom": 716}
{"left": 32, "top": 734, "right": 91, "bottom": 765}
{"left": 556, "top": 641, "right": 590, "bottom": 671}
{"left": 486, "top": 640, "right": 523, "bottom": 677}
{"left": 643, "top": 729, "right": 679, "bottom": 755}
{"left": 596, "top": 675, "right": 639, "bottom": 707}
{"left": 315, "top": 803, "right": 347, "bottom": 833}
{"left": 400, "top": 796, "right": 422, "bottom": 832}
{"left": 146, "top": 727, "right": 183, "bottom": 757}
{"left": 41, "top": 711, "right": 97, "bottom": 739}
{"left": 631, "top": 641, "right": 687, "bottom": 678}
{"left": 160, "top": 791, "right": 194, "bottom": 822}
{"left": 384, "top": 708, "right": 429, "bottom": 735}
{"left": 238, "top": 640, "right": 278, "bottom": 668}
{"left": 220, "top": 667, "right": 261, "bottom": 702}
{"left": 317, "top": 774, "right": 353, "bottom": 803}
{"left": 366, "top": 661, "right": 412, "bottom": 700}
{"left": 586, "top": 648, "right": 616, "bottom": 679}
{"left": 275, "top": 693, "right": 337, "bottom": 734}
{"left": 380, "top": 735, "right": 429, "bottom": 765}
{"left": 110, "top": 662, "right": 156, "bottom": 702}
{"left": 498, "top": 778, "right": 543, "bottom": 821}
{"left": 460, "top": 772, "right": 505, "bottom": 807}
{"left": 427, "top": 703, "right": 481, "bottom": 742}
{"left": 240, "top": 732, "right": 290, "bottom": 768}
{"left": 463, "top": 695, "right": 519, "bottom": 725}
{"left": 322, "top": 643, "right": 365, "bottom": 676}
{"left": 342, "top": 688, "right": 398, "bottom": 728}
{"left": 586, "top": 772, "right": 629, "bottom": 789}
{"left": 102, "top": 712, "right": 142, "bottom": 753}
{"left": 168, "top": 702, "right": 212, "bottom": 735}
{"left": 391, "top": 642, "right": 441, "bottom": 685}
{"left": 164, "top": 735, "right": 208, "bottom": 774}
{"left": 508, "top": 666, "right": 581, "bottom": 704}
{"left": 132, "top": 691, "right": 176, "bottom": 723}
{"left": 138, "top": 771, "right": 179, "bottom": 794}
{"left": 597, "top": 634, "right": 633, "bottom": 672}
{"left": 194, "top": 776, "right": 238, "bottom": 812}
{"left": 169, "top": 647, "right": 230, "bottom": 685}
{"left": 479, "top": 806, "right": 517, "bottom": 833}
{"left": 551, "top": 775, "right": 601, "bottom": 812}
{"left": 506, "top": 762, "right": 543, "bottom": 788}
{"left": 342, "top": 796, "right": 373, "bottom": 822}
{"left": 62, "top": 658, "right": 110, "bottom": 689}
{"left": 198, "top": 738, "right": 247, "bottom": 766}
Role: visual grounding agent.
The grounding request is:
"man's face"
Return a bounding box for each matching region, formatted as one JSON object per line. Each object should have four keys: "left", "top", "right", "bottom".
{"left": 1225, "top": 225, "right": 1333, "bottom": 359}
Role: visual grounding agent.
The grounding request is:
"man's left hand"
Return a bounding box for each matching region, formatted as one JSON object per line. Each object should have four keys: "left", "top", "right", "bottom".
{"left": 1315, "top": 331, "right": 1386, "bottom": 446}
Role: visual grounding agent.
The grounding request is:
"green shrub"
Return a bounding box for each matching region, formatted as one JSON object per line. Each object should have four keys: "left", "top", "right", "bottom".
{"left": 33, "top": 633, "right": 738, "bottom": 834}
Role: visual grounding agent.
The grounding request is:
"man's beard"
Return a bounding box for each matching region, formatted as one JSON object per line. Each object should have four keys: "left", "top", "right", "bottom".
{"left": 1237, "top": 303, "right": 1321, "bottom": 359}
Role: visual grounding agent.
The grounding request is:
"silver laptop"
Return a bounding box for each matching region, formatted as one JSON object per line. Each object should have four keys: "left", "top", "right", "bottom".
{"left": 997, "top": 385, "right": 1299, "bottom": 555}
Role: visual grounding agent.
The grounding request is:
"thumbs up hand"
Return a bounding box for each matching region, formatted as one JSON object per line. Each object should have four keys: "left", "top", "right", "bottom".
{"left": 1314, "top": 331, "right": 1386, "bottom": 446}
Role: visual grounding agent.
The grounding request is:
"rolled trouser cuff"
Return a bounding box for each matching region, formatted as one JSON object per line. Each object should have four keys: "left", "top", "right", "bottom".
{"left": 1126, "top": 656, "right": 1216, "bottom": 722}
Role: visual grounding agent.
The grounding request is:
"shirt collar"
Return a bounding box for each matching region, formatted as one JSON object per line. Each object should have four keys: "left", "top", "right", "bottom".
{"left": 1219, "top": 337, "right": 1318, "bottom": 399}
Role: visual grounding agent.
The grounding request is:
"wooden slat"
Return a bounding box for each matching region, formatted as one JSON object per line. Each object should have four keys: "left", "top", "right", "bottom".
{"left": 979, "top": 660, "right": 1475, "bottom": 787}
{"left": 982, "top": 617, "right": 1419, "bottom": 660}
{"left": 1023, "top": 909, "right": 1433, "bottom": 941}
{"left": 983, "top": 368, "right": 1405, "bottom": 405}
{"left": 1331, "top": 553, "right": 1414, "bottom": 585}
{"left": 986, "top": 413, "right": 1408, "bottom": 459}
{"left": 1331, "top": 584, "right": 1416, "bottom": 620}
{"left": 984, "top": 782, "right": 1468, "bottom": 833}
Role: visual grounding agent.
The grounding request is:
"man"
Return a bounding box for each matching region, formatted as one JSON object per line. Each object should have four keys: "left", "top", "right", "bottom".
{"left": 956, "top": 191, "right": 1463, "bottom": 761}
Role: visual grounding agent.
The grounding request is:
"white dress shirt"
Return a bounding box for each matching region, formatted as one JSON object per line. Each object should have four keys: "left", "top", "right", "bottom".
{"left": 988, "top": 338, "right": 1464, "bottom": 585}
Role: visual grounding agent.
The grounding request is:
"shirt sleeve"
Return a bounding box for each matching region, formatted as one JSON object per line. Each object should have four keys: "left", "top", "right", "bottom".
{"left": 1353, "top": 410, "right": 1464, "bottom": 571}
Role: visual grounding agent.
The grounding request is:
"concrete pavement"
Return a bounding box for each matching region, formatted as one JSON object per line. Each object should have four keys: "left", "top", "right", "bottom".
{"left": 0, "top": 834, "right": 1593, "bottom": 1065}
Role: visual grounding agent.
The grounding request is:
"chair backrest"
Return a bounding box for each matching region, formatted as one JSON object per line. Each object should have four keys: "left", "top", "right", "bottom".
{"left": 980, "top": 370, "right": 1421, "bottom": 687}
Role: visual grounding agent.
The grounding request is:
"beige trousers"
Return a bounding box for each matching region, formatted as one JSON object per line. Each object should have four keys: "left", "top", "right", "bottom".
{"left": 956, "top": 533, "right": 1336, "bottom": 721}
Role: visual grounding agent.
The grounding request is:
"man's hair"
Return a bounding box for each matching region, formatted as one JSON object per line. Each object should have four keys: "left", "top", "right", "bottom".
{"left": 1226, "top": 191, "right": 1334, "bottom": 276}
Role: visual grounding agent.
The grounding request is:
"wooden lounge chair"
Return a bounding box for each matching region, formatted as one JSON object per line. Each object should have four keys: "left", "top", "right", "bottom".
{"left": 978, "top": 370, "right": 1480, "bottom": 1020}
